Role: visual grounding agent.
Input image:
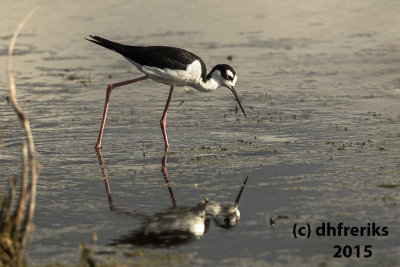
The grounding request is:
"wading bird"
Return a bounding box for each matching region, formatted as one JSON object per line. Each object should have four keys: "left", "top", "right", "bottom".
{"left": 86, "top": 35, "right": 246, "bottom": 150}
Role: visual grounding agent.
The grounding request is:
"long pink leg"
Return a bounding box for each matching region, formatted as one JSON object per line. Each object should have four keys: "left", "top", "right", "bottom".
{"left": 95, "top": 75, "right": 148, "bottom": 149}
{"left": 160, "top": 86, "right": 174, "bottom": 150}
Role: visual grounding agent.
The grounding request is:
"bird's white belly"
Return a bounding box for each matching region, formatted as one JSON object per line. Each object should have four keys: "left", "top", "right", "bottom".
{"left": 142, "top": 67, "right": 196, "bottom": 86}
{"left": 128, "top": 58, "right": 203, "bottom": 87}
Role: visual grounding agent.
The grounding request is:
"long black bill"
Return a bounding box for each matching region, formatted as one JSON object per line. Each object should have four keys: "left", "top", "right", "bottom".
{"left": 230, "top": 86, "right": 246, "bottom": 117}
{"left": 234, "top": 176, "right": 249, "bottom": 206}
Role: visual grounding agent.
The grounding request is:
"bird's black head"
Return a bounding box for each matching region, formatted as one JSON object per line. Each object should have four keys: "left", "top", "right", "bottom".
{"left": 208, "top": 64, "right": 237, "bottom": 87}
{"left": 208, "top": 64, "right": 246, "bottom": 117}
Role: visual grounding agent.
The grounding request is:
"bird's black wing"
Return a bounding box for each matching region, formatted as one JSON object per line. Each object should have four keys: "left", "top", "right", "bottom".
{"left": 86, "top": 36, "right": 207, "bottom": 80}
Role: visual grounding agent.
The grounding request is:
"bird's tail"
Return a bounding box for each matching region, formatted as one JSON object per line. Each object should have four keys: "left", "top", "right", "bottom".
{"left": 85, "top": 35, "right": 125, "bottom": 54}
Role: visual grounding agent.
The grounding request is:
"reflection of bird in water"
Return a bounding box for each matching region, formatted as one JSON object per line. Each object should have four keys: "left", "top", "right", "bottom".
{"left": 112, "top": 177, "right": 247, "bottom": 247}
{"left": 112, "top": 203, "right": 210, "bottom": 247}
{"left": 96, "top": 150, "right": 248, "bottom": 247}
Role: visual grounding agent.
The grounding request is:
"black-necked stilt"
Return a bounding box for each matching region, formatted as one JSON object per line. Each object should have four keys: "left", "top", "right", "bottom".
{"left": 86, "top": 35, "right": 246, "bottom": 150}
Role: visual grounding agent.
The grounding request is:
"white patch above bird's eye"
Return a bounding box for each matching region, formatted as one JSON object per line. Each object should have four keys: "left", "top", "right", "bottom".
{"left": 226, "top": 70, "right": 234, "bottom": 78}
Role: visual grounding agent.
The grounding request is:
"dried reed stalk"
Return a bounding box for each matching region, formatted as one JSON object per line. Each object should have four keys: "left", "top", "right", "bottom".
{"left": 1, "top": 1, "right": 41, "bottom": 265}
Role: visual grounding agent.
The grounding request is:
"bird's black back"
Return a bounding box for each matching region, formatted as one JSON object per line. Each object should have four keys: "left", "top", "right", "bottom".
{"left": 86, "top": 36, "right": 208, "bottom": 81}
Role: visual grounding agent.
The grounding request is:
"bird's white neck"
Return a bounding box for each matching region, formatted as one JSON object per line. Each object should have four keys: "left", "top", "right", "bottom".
{"left": 192, "top": 70, "right": 223, "bottom": 92}
{"left": 193, "top": 77, "right": 219, "bottom": 92}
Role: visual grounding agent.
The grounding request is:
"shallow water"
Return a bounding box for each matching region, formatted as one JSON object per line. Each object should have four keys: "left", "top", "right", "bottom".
{"left": 1, "top": 0, "right": 400, "bottom": 266}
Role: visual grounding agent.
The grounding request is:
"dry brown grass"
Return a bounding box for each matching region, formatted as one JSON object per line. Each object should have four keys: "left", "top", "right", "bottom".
{"left": 1, "top": 2, "right": 41, "bottom": 266}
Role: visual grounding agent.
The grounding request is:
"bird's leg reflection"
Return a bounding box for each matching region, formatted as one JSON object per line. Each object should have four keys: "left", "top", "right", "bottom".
{"left": 161, "top": 151, "right": 176, "bottom": 207}
{"left": 96, "top": 149, "right": 116, "bottom": 212}
{"left": 96, "top": 149, "right": 146, "bottom": 217}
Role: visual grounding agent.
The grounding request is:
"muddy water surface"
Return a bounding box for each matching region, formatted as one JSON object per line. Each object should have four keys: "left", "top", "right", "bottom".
{"left": 1, "top": 0, "right": 399, "bottom": 266}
